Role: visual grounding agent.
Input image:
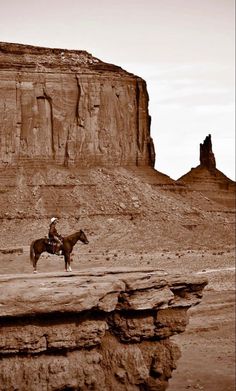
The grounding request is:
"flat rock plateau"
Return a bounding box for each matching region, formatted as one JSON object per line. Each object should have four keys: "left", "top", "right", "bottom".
{"left": 0, "top": 42, "right": 235, "bottom": 391}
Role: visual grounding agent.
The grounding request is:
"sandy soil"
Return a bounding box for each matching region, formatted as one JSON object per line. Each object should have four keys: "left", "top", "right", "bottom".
{"left": 0, "top": 244, "right": 235, "bottom": 391}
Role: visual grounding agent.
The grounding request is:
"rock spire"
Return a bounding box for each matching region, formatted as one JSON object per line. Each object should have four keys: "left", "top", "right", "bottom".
{"left": 200, "top": 134, "right": 216, "bottom": 170}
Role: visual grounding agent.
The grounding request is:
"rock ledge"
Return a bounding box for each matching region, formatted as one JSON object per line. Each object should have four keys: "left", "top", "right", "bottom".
{"left": 0, "top": 267, "right": 207, "bottom": 391}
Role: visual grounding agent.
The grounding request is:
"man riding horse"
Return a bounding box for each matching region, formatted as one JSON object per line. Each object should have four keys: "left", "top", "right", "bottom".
{"left": 30, "top": 228, "right": 89, "bottom": 272}
{"left": 48, "top": 217, "right": 63, "bottom": 255}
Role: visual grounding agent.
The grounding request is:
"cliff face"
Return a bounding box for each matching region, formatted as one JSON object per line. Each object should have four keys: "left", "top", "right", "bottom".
{"left": 0, "top": 267, "right": 207, "bottom": 391}
{"left": 0, "top": 42, "right": 154, "bottom": 168}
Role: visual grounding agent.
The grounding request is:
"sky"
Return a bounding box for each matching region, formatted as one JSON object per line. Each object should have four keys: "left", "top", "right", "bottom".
{"left": 0, "top": 0, "right": 235, "bottom": 180}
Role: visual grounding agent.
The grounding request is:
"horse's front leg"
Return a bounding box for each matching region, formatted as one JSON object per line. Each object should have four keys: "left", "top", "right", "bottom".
{"left": 64, "top": 253, "right": 72, "bottom": 272}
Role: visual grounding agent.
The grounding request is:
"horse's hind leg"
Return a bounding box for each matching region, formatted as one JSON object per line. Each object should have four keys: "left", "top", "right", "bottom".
{"left": 33, "top": 254, "right": 40, "bottom": 273}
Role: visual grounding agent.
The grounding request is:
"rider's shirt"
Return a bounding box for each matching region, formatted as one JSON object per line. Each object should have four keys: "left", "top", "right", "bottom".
{"left": 49, "top": 223, "right": 61, "bottom": 241}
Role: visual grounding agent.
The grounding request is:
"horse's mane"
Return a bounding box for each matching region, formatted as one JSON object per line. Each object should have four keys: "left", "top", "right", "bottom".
{"left": 64, "top": 229, "right": 83, "bottom": 243}
{"left": 64, "top": 230, "right": 82, "bottom": 241}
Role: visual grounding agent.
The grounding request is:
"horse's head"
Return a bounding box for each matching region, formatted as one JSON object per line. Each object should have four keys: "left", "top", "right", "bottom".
{"left": 79, "top": 229, "right": 89, "bottom": 244}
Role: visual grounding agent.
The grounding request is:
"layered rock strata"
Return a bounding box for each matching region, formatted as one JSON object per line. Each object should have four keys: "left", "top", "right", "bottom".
{"left": 0, "top": 267, "right": 207, "bottom": 391}
{"left": 0, "top": 42, "right": 154, "bottom": 168}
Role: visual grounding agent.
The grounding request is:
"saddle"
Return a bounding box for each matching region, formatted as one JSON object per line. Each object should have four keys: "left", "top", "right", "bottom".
{"left": 46, "top": 238, "right": 63, "bottom": 255}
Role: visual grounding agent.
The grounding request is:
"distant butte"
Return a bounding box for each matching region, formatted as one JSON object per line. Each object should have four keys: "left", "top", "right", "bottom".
{"left": 178, "top": 134, "right": 235, "bottom": 208}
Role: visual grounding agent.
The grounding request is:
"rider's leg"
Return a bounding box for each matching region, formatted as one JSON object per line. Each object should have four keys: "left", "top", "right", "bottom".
{"left": 54, "top": 237, "right": 62, "bottom": 254}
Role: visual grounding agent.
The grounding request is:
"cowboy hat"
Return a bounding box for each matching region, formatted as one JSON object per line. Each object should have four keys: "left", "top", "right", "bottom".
{"left": 50, "top": 217, "right": 58, "bottom": 223}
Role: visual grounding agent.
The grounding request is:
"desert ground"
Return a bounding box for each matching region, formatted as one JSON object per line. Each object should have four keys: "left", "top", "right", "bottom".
{"left": 0, "top": 234, "right": 235, "bottom": 391}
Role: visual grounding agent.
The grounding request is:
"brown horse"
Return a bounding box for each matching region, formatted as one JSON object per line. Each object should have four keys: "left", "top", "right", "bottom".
{"left": 30, "top": 230, "right": 89, "bottom": 273}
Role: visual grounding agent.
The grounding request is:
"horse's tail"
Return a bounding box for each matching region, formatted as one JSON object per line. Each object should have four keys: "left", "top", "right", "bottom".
{"left": 30, "top": 240, "right": 35, "bottom": 265}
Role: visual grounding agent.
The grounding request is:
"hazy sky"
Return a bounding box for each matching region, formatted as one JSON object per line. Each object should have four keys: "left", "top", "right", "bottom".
{"left": 1, "top": 0, "right": 235, "bottom": 179}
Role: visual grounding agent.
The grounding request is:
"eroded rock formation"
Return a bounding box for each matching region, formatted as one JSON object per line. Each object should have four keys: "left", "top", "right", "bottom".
{"left": 178, "top": 135, "right": 235, "bottom": 208}
{"left": 200, "top": 134, "right": 216, "bottom": 170}
{"left": 0, "top": 267, "right": 207, "bottom": 391}
{"left": 0, "top": 42, "right": 154, "bottom": 168}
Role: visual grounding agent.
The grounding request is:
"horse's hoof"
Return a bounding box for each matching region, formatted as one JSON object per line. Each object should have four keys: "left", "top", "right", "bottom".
{"left": 33, "top": 270, "right": 38, "bottom": 274}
